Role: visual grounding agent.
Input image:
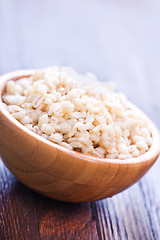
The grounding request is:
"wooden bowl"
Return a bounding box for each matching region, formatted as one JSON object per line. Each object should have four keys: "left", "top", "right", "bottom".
{"left": 0, "top": 70, "right": 160, "bottom": 202}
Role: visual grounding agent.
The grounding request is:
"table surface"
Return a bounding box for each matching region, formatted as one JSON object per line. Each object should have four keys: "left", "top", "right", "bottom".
{"left": 0, "top": 0, "right": 160, "bottom": 239}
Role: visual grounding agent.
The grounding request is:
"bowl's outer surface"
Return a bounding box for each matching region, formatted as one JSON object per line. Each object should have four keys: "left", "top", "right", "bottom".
{"left": 0, "top": 71, "right": 160, "bottom": 202}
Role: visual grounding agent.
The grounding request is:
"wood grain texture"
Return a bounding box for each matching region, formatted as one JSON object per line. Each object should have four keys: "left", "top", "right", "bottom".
{"left": 0, "top": 161, "right": 99, "bottom": 240}
{"left": 0, "top": 0, "right": 160, "bottom": 239}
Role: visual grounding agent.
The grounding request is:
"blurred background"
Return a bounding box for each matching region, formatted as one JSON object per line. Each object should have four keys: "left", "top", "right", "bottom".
{"left": 0, "top": 0, "right": 160, "bottom": 127}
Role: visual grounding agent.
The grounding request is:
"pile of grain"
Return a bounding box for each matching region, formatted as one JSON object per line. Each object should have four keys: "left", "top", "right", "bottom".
{"left": 3, "top": 66, "right": 152, "bottom": 159}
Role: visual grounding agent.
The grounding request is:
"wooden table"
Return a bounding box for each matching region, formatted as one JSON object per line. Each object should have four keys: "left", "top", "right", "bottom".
{"left": 0, "top": 0, "right": 160, "bottom": 239}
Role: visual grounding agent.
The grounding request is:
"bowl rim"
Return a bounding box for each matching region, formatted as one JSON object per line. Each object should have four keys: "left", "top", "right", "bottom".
{"left": 0, "top": 69, "right": 160, "bottom": 165}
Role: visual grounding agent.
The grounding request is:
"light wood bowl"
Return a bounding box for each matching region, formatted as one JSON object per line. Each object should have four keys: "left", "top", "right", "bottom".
{"left": 0, "top": 70, "right": 160, "bottom": 202}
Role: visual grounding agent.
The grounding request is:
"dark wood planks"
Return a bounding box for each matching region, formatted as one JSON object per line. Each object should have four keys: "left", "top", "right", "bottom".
{"left": 0, "top": 161, "right": 99, "bottom": 240}
{"left": 0, "top": 161, "right": 40, "bottom": 240}
{"left": 36, "top": 199, "right": 98, "bottom": 240}
{"left": 0, "top": 0, "right": 160, "bottom": 239}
